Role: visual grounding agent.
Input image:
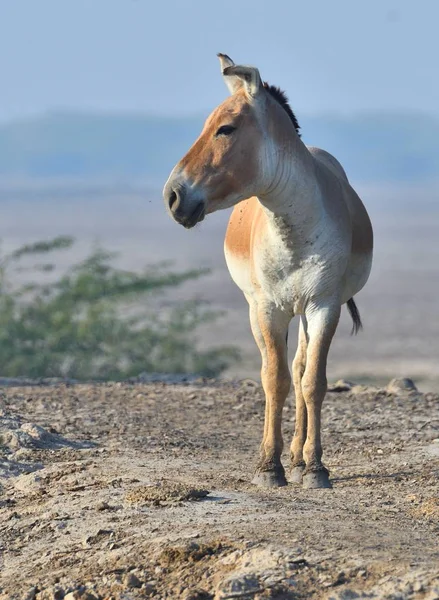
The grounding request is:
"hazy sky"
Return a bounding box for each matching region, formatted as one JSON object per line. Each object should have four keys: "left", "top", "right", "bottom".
{"left": 1, "top": 0, "right": 438, "bottom": 121}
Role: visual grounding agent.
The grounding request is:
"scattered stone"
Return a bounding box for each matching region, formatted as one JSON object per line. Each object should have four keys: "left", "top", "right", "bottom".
{"left": 387, "top": 378, "right": 418, "bottom": 394}
{"left": 124, "top": 572, "right": 142, "bottom": 589}
{"left": 216, "top": 573, "right": 263, "bottom": 599}
{"left": 143, "top": 583, "right": 156, "bottom": 597}
{"left": 324, "top": 571, "right": 439, "bottom": 599}
{"left": 24, "top": 587, "right": 38, "bottom": 600}
{"left": 36, "top": 590, "right": 65, "bottom": 600}
{"left": 328, "top": 380, "right": 354, "bottom": 393}
{"left": 413, "top": 580, "right": 424, "bottom": 593}
{"left": 181, "top": 589, "right": 210, "bottom": 600}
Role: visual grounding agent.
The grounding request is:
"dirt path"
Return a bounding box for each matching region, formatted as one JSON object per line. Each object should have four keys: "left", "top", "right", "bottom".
{"left": 1, "top": 379, "right": 438, "bottom": 599}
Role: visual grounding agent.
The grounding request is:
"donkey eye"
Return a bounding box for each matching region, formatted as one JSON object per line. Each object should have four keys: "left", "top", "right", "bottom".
{"left": 215, "top": 125, "right": 236, "bottom": 137}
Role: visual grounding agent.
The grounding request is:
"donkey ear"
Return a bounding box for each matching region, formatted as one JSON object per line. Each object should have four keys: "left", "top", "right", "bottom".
{"left": 217, "top": 53, "right": 243, "bottom": 95}
{"left": 217, "top": 53, "right": 235, "bottom": 70}
{"left": 222, "top": 65, "right": 263, "bottom": 98}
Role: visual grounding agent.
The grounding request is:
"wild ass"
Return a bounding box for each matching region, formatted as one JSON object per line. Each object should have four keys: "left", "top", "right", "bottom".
{"left": 163, "top": 54, "right": 373, "bottom": 489}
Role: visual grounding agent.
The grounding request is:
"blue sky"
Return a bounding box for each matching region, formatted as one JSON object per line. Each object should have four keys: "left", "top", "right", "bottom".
{"left": 1, "top": 0, "right": 437, "bottom": 121}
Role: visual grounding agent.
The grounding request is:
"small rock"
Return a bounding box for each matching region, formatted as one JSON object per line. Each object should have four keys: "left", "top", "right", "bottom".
{"left": 24, "top": 588, "right": 38, "bottom": 600}
{"left": 143, "top": 583, "right": 156, "bottom": 597}
{"left": 36, "top": 589, "right": 64, "bottom": 600}
{"left": 124, "top": 573, "right": 142, "bottom": 589}
{"left": 181, "top": 589, "right": 209, "bottom": 600}
{"left": 387, "top": 378, "right": 418, "bottom": 394}
{"left": 328, "top": 380, "right": 354, "bottom": 392}
{"left": 216, "top": 573, "right": 262, "bottom": 599}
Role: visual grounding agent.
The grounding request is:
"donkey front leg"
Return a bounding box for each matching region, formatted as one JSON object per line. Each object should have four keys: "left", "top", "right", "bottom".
{"left": 250, "top": 300, "right": 291, "bottom": 488}
{"left": 301, "top": 302, "right": 340, "bottom": 489}
{"left": 290, "top": 316, "right": 308, "bottom": 483}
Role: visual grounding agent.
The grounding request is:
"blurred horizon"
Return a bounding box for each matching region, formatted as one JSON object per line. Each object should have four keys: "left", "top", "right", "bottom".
{"left": 0, "top": 108, "right": 438, "bottom": 186}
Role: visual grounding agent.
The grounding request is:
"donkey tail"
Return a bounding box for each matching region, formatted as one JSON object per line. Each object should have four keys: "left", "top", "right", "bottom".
{"left": 346, "top": 298, "right": 363, "bottom": 335}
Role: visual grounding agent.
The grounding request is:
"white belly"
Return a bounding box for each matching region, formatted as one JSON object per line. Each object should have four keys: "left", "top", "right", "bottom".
{"left": 225, "top": 239, "right": 372, "bottom": 315}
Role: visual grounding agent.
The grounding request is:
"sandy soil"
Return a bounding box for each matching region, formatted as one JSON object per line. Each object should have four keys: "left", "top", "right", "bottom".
{"left": 1, "top": 378, "right": 438, "bottom": 599}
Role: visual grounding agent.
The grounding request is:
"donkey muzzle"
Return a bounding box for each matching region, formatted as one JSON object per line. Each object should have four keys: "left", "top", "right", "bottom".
{"left": 163, "top": 182, "right": 205, "bottom": 229}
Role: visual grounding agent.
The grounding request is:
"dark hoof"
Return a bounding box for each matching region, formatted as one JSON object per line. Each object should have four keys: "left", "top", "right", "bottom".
{"left": 252, "top": 466, "right": 287, "bottom": 488}
{"left": 303, "top": 469, "right": 332, "bottom": 489}
{"left": 290, "top": 464, "right": 305, "bottom": 484}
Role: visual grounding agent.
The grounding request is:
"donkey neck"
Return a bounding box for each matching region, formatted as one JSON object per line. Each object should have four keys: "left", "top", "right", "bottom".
{"left": 257, "top": 120, "right": 323, "bottom": 236}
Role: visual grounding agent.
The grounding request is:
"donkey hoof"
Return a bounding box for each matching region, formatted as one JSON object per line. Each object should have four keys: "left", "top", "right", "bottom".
{"left": 252, "top": 467, "right": 287, "bottom": 488}
{"left": 302, "top": 470, "right": 332, "bottom": 490}
{"left": 290, "top": 465, "right": 305, "bottom": 484}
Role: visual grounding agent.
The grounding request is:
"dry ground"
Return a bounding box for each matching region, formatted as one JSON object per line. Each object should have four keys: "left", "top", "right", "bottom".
{"left": 1, "top": 378, "right": 438, "bottom": 599}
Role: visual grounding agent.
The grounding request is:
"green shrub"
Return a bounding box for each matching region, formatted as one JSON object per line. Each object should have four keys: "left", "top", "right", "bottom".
{"left": 0, "top": 237, "right": 239, "bottom": 379}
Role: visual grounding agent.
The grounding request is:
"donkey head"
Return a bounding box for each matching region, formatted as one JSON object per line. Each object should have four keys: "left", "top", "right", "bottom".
{"left": 163, "top": 54, "right": 296, "bottom": 228}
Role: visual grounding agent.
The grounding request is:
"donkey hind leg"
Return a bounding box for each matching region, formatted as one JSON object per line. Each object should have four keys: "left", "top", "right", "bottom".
{"left": 301, "top": 302, "right": 340, "bottom": 489}
{"left": 247, "top": 298, "right": 291, "bottom": 488}
{"left": 290, "top": 316, "right": 308, "bottom": 484}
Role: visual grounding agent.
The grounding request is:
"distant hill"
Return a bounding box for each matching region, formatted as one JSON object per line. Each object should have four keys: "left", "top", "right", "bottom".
{"left": 0, "top": 110, "right": 437, "bottom": 185}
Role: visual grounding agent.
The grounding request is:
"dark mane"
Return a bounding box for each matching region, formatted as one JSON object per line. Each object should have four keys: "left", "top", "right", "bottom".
{"left": 263, "top": 82, "right": 301, "bottom": 137}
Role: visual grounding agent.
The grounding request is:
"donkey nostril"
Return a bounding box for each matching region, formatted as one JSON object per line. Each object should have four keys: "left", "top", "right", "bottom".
{"left": 168, "top": 190, "right": 178, "bottom": 211}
